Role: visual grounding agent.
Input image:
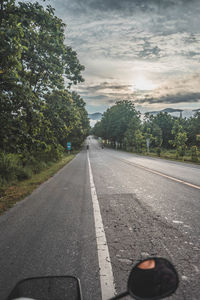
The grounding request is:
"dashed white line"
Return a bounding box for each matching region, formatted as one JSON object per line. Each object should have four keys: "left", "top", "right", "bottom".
{"left": 87, "top": 152, "right": 116, "bottom": 300}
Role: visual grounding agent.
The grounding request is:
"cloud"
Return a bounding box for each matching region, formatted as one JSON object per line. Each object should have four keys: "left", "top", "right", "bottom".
{"left": 85, "top": 94, "right": 109, "bottom": 100}
{"left": 53, "top": 0, "right": 197, "bottom": 15}
{"left": 79, "top": 82, "right": 132, "bottom": 93}
{"left": 78, "top": 74, "right": 200, "bottom": 108}
{"left": 132, "top": 74, "right": 200, "bottom": 104}
{"left": 31, "top": 0, "right": 200, "bottom": 112}
{"left": 137, "top": 92, "right": 200, "bottom": 104}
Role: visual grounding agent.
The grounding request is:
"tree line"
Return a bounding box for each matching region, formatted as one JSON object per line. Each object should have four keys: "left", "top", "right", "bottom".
{"left": 92, "top": 100, "right": 200, "bottom": 161}
{"left": 0, "top": 0, "right": 90, "bottom": 184}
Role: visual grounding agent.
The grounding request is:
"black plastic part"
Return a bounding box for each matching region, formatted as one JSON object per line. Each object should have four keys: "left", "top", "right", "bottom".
{"left": 7, "top": 275, "right": 83, "bottom": 300}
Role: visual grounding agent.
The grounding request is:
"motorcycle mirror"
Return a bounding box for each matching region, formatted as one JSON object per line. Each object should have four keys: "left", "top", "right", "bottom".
{"left": 127, "top": 257, "right": 179, "bottom": 300}
{"left": 7, "top": 276, "right": 83, "bottom": 300}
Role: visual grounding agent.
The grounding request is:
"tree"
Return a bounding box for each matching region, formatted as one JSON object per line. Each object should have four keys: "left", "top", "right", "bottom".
{"left": 150, "top": 113, "right": 174, "bottom": 148}
{"left": 170, "top": 120, "right": 188, "bottom": 157}
{"left": 123, "top": 114, "right": 141, "bottom": 150}
{"left": 44, "top": 90, "right": 79, "bottom": 147}
{"left": 92, "top": 121, "right": 103, "bottom": 138}
{"left": 14, "top": 1, "right": 84, "bottom": 96}
{"left": 152, "top": 124, "right": 163, "bottom": 147}
{"left": 95, "top": 100, "right": 140, "bottom": 146}
{"left": 186, "top": 112, "right": 200, "bottom": 146}
{"left": 0, "top": 0, "right": 24, "bottom": 91}
{"left": 0, "top": 0, "right": 86, "bottom": 158}
{"left": 134, "top": 130, "right": 146, "bottom": 152}
{"left": 68, "top": 92, "right": 90, "bottom": 148}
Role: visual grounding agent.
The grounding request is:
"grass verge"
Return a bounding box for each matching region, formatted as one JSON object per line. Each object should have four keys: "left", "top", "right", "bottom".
{"left": 108, "top": 146, "right": 200, "bottom": 164}
{"left": 145, "top": 150, "right": 200, "bottom": 164}
{"left": 0, "top": 153, "right": 75, "bottom": 215}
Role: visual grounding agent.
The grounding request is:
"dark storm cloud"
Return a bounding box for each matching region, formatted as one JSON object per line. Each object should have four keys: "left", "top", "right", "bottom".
{"left": 52, "top": 0, "right": 199, "bottom": 22}
{"left": 138, "top": 92, "right": 200, "bottom": 104}
{"left": 65, "top": 0, "right": 190, "bottom": 13}
{"left": 85, "top": 95, "right": 109, "bottom": 100}
{"left": 79, "top": 82, "right": 132, "bottom": 93}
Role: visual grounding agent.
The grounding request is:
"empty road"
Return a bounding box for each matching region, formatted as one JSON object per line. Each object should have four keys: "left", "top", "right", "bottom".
{"left": 0, "top": 136, "right": 199, "bottom": 299}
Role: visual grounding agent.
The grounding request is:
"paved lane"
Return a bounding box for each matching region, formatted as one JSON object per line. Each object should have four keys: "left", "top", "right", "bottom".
{"left": 0, "top": 151, "right": 101, "bottom": 300}
{"left": 89, "top": 136, "right": 200, "bottom": 299}
{"left": 107, "top": 148, "right": 200, "bottom": 188}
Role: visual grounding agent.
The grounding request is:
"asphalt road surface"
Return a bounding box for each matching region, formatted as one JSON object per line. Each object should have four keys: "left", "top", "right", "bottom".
{"left": 0, "top": 136, "right": 200, "bottom": 300}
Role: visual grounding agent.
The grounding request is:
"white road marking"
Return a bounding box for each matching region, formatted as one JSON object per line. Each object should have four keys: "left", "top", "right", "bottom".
{"left": 172, "top": 220, "right": 184, "bottom": 224}
{"left": 87, "top": 152, "right": 116, "bottom": 300}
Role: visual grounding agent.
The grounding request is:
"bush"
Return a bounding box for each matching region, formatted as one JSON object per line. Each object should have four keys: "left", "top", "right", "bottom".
{"left": 17, "top": 166, "right": 33, "bottom": 180}
{"left": 156, "top": 147, "right": 161, "bottom": 157}
{"left": 176, "top": 146, "right": 186, "bottom": 158}
{"left": 32, "top": 161, "right": 47, "bottom": 174}
{"left": 0, "top": 152, "right": 21, "bottom": 183}
{"left": 191, "top": 146, "right": 199, "bottom": 162}
{"left": 49, "top": 144, "right": 64, "bottom": 161}
{"left": 0, "top": 175, "right": 7, "bottom": 187}
{"left": 0, "top": 143, "right": 65, "bottom": 186}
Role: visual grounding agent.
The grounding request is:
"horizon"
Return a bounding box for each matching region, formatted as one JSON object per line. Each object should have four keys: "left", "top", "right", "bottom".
{"left": 88, "top": 107, "right": 200, "bottom": 115}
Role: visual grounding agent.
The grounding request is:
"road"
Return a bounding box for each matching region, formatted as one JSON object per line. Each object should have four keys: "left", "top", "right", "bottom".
{"left": 0, "top": 136, "right": 200, "bottom": 299}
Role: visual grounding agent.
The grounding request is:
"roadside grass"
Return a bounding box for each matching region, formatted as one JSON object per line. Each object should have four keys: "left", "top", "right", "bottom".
{"left": 107, "top": 145, "right": 200, "bottom": 164}
{"left": 0, "top": 153, "right": 75, "bottom": 215}
{"left": 147, "top": 149, "right": 200, "bottom": 164}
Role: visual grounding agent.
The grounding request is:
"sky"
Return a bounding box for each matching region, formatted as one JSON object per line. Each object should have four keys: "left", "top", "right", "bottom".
{"left": 35, "top": 0, "right": 200, "bottom": 113}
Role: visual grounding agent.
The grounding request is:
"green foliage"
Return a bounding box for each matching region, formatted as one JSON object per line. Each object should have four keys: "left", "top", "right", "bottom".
{"left": 93, "top": 100, "right": 140, "bottom": 145}
{"left": 0, "top": 0, "right": 24, "bottom": 89}
{"left": 17, "top": 166, "right": 33, "bottom": 180}
{"left": 14, "top": 1, "right": 84, "bottom": 95}
{"left": 93, "top": 102, "right": 199, "bottom": 163}
{"left": 0, "top": 0, "right": 90, "bottom": 186}
{"left": 143, "top": 113, "right": 174, "bottom": 148}
{"left": 134, "top": 130, "right": 146, "bottom": 152}
{"left": 69, "top": 92, "right": 90, "bottom": 148}
{"left": 156, "top": 147, "right": 161, "bottom": 157}
{"left": 186, "top": 112, "right": 200, "bottom": 146}
{"left": 191, "top": 146, "right": 199, "bottom": 162}
{"left": 0, "top": 152, "right": 20, "bottom": 182}
{"left": 170, "top": 120, "right": 188, "bottom": 157}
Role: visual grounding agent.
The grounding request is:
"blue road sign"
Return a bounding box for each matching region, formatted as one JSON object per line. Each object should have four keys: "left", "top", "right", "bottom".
{"left": 67, "top": 142, "right": 71, "bottom": 150}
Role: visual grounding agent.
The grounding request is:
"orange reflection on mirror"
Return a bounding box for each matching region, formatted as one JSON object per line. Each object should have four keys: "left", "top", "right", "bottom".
{"left": 138, "top": 259, "right": 156, "bottom": 270}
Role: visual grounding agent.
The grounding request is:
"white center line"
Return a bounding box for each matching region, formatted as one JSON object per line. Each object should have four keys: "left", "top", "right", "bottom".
{"left": 87, "top": 152, "right": 116, "bottom": 300}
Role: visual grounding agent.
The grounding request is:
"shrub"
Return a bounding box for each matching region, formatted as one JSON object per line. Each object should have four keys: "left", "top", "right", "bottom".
{"left": 0, "top": 175, "right": 7, "bottom": 187}
{"left": 156, "top": 147, "right": 161, "bottom": 157}
{"left": 49, "top": 144, "right": 64, "bottom": 161}
{"left": 32, "top": 161, "right": 47, "bottom": 174}
{"left": 17, "top": 166, "right": 33, "bottom": 180}
{"left": 176, "top": 146, "right": 186, "bottom": 158}
{"left": 0, "top": 152, "right": 21, "bottom": 183}
{"left": 191, "top": 146, "right": 199, "bottom": 162}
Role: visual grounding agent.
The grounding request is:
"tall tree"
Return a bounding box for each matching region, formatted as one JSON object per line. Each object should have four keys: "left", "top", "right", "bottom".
{"left": 0, "top": 0, "right": 86, "bottom": 157}
{"left": 170, "top": 120, "right": 188, "bottom": 157}
{"left": 15, "top": 1, "right": 84, "bottom": 96}
{"left": 68, "top": 92, "right": 90, "bottom": 148}
{"left": 97, "top": 100, "right": 140, "bottom": 145}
